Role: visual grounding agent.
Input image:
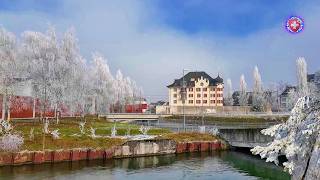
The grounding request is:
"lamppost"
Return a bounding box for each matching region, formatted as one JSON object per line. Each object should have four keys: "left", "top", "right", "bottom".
{"left": 182, "top": 69, "right": 189, "bottom": 132}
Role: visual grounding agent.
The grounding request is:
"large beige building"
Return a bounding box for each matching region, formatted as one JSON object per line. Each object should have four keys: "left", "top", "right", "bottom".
{"left": 167, "top": 72, "right": 224, "bottom": 109}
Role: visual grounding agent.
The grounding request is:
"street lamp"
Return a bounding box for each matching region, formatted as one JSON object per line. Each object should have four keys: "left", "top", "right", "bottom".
{"left": 182, "top": 69, "right": 190, "bottom": 132}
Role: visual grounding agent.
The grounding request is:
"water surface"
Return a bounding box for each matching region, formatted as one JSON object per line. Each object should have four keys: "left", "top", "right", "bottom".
{"left": 0, "top": 151, "right": 290, "bottom": 180}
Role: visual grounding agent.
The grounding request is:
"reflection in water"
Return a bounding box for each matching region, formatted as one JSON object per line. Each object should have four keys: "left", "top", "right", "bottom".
{"left": 0, "top": 151, "right": 290, "bottom": 180}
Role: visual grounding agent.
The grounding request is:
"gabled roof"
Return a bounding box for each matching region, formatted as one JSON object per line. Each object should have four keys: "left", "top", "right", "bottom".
{"left": 280, "top": 86, "right": 296, "bottom": 96}
{"left": 167, "top": 71, "right": 223, "bottom": 88}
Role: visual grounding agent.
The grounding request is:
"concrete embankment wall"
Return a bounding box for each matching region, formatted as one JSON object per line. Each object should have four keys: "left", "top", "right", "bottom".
{"left": 0, "top": 139, "right": 227, "bottom": 166}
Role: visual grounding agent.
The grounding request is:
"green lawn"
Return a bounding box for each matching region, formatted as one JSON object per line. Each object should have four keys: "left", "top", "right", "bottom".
{"left": 9, "top": 116, "right": 171, "bottom": 151}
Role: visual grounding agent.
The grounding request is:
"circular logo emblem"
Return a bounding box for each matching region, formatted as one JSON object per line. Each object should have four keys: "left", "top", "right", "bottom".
{"left": 286, "top": 16, "right": 304, "bottom": 33}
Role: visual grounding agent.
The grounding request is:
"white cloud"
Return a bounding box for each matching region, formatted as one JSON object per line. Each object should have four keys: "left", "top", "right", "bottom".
{"left": 0, "top": 0, "right": 319, "bottom": 101}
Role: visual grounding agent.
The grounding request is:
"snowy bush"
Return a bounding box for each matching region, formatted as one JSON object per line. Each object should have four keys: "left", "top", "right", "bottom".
{"left": 251, "top": 96, "right": 320, "bottom": 178}
{"left": 0, "top": 119, "right": 24, "bottom": 152}
{"left": 209, "top": 127, "right": 219, "bottom": 136}
{"left": 29, "top": 128, "right": 34, "bottom": 141}
{"left": 79, "top": 121, "right": 86, "bottom": 134}
{"left": 0, "top": 133, "right": 24, "bottom": 152}
{"left": 90, "top": 127, "right": 97, "bottom": 138}
{"left": 51, "top": 129, "right": 60, "bottom": 140}
{"left": 43, "top": 118, "right": 50, "bottom": 134}
{"left": 139, "top": 125, "right": 150, "bottom": 135}
{"left": 0, "top": 120, "right": 13, "bottom": 134}
{"left": 111, "top": 125, "right": 117, "bottom": 137}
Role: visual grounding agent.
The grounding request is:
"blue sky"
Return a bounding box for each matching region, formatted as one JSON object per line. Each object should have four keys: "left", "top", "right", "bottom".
{"left": 0, "top": 0, "right": 319, "bottom": 101}
{"left": 155, "top": 0, "right": 303, "bottom": 36}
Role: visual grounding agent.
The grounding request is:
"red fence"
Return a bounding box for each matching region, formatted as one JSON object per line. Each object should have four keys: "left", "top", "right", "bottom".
{"left": 1, "top": 94, "right": 147, "bottom": 119}
{"left": 0, "top": 95, "right": 56, "bottom": 119}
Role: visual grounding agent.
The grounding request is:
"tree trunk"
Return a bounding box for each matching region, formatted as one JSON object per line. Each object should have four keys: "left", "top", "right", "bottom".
{"left": 1, "top": 92, "right": 6, "bottom": 120}
{"left": 32, "top": 97, "right": 36, "bottom": 119}
{"left": 7, "top": 95, "right": 11, "bottom": 121}
{"left": 91, "top": 96, "right": 96, "bottom": 115}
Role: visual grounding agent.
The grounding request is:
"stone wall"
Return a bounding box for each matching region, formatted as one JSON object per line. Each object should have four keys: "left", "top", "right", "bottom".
{"left": 113, "top": 139, "right": 176, "bottom": 157}
{"left": 0, "top": 139, "right": 227, "bottom": 166}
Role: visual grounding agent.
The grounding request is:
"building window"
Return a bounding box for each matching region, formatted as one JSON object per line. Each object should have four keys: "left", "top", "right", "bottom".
{"left": 200, "top": 82, "right": 204, "bottom": 86}
{"left": 173, "top": 100, "right": 177, "bottom": 104}
{"left": 196, "top": 100, "right": 201, "bottom": 104}
{"left": 197, "top": 94, "right": 201, "bottom": 98}
{"left": 189, "top": 88, "right": 193, "bottom": 92}
{"left": 188, "top": 94, "right": 193, "bottom": 98}
{"left": 188, "top": 100, "right": 193, "bottom": 104}
{"left": 204, "top": 94, "right": 207, "bottom": 97}
{"left": 173, "top": 94, "right": 177, "bottom": 98}
{"left": 203, "top": 88, "right": 207, "bottom": 91}
{"left": 210, "top": 87, "right": 215, "bottom": 91}
{"left": 203, "top": 100, "right": 207, "bottom": 104}
{"left": 174, "top": 88, "right": 177, "bottom": 92}
{"left": 210, "top": 94, "right": 214, "bottom": 97}
{"left": 210, "top": 100, "right": 215, "bottom": 104}
{"left": 196, "top": 88, "right": 201, "bottom": 92}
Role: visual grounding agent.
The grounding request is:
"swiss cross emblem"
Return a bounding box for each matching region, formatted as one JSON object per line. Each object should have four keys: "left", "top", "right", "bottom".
{"left": 286, "top": 16, "right": 304, "bottom": 33}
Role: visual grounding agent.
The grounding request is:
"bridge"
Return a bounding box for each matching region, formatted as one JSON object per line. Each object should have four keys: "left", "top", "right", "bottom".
{"left": 100, "top": 113, "right": 170, "bottom": 121}
{"left": 134, "top": 118, "right": 283, "bottom": 148}
{"left": 218, "top": 128, "right": 273, "bottom": 148}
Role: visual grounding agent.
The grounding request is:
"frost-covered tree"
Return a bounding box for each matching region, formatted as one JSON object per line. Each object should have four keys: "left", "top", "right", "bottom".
{"left": 114, "top": 69, "right": 126, "bottom": 112}
{"left": 287, "top": 88, "right": 298, "bottom": 111}
{"left": 60, "top": 29, "right": 89, "bottom": 117}
{"left": 224, "top": 78, "right": 233, "bottom": 106}
{"left": 265, "top": 83, "right": 280, "bottom": 112}
{"left": 0, "top": 27, "right": 21, "bottom": 120}
{"left": 90, "top": 53, "right": 114, "bottom": 114}
{"left": 22, "top": 27, "right": 60, "bottom": 119}
{"left": 251, "top": 96, "right": 320, "bottom": 179}
{"left": 239, "top": 74, "right": 248, "bottom": 106}
{"left": 1, "top": 26, "right": 143, "bottom": 119}
{"left": 296, "top": 57, "right": 308, "bottom": 97}
{"left": 252, "top": 66, "right": 266, "bottom": 111}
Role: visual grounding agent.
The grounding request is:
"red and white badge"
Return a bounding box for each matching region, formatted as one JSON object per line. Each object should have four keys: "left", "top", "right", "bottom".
{"left": 286, "top": 16, "right": 304, "bottom": 33}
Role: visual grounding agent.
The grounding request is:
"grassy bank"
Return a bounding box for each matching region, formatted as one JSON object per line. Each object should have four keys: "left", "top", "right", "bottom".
{"left": 161, "top": 132, "right": 218, "bottom": 143}
{"left": 2, "top": 117, "right": 219, "bottom": 152}
{"left": 6, "top": 117, "right": 170, "bottom": 151}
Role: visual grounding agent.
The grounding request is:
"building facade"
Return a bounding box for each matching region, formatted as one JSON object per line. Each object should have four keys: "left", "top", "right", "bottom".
{"left": 167, "top": 72, "right": 224, "bottom": 109}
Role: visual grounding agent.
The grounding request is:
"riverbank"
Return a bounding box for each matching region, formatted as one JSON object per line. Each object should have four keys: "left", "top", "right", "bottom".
{"left": 0, "top": 138, "right": 227, "bottom": 166}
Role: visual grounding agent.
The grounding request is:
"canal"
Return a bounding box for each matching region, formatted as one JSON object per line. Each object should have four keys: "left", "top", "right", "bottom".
{"left": 0, "top": 151, "right": 290, "bottom": 180}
